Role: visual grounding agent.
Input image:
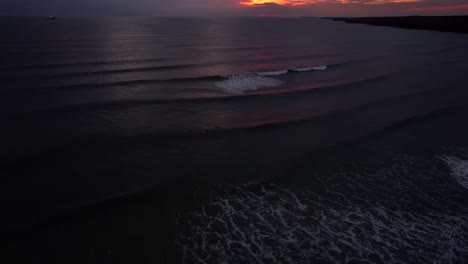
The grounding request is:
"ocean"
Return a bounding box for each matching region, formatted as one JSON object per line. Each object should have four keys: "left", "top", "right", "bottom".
{"left": 1, "top": 17, "right": 468, "bottom": 263}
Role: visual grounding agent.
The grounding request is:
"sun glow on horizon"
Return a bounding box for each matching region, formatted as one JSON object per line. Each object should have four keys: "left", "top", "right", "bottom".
{"left": 240, "top": 0, "right": 422, "bottom": 7}
{"left": 240, "top": 0, "right": 309, "bottom": 6}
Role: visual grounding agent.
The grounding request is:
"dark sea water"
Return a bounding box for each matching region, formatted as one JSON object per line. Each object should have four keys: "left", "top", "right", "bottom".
{"left": 1, "top": 17, "right": 468, "bottom": 263}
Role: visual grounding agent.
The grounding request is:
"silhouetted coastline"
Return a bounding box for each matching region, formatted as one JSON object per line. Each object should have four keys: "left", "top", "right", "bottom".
{"left": 325, "top": 16, "right": 468, "bottom": 34}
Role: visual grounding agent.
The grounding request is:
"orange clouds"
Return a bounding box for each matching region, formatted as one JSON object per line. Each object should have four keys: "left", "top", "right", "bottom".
{"left": 407, "top": 4, "right": 468, "bottom": 11}
{"left": 239, "top": 0, "right": 422, "bottom": 6}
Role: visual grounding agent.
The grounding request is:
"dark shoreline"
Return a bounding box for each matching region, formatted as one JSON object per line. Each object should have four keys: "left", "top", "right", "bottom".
{"left": 324, "top": 16, "right": 468, "bottom": 34}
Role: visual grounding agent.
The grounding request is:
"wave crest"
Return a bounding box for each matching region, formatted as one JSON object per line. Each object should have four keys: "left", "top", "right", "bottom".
{"left": 215, "top": 74, "right": 283, "bottom": 94}
{"left": 441, "top": 154, "right": 468, "bottom": 190}
{"left": 257, "top": 70, "right": 288, "bottom": 76}
{"left": 217, "top": 65, "right": 328, "bottom": 94}
{"left": 290, "top": 65, "right": 328, "bottom": 72}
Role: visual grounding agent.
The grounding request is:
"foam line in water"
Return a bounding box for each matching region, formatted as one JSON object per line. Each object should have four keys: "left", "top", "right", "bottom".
{"left": 441, "top": 155, "right": 468, "bottom": 189}
{"left": 177, "top": 153, "right": 468, "bottom": 263}
{"left": 177, "top": 184, "right": 468, "bottom": 264}
{"left": 290, "top": 65, "right": 328, "bottom": 72}
{"left": 215, "top": 74, "right": 283, "bottom": 94}
{"left": 216, "top": 65, "right": 328, "bottom": 94}
{"left": 257, "top": 65, "right": 328, "bottom": 75}
{"left": 257, "top": 70, "right": 288, "bottom": 76}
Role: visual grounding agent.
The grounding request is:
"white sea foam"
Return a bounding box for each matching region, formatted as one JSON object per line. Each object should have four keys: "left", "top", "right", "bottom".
{"left": 257, "top": 70, "right": 288, "bottom": 76}
{"left": 441, "top": 155, "right": 468, "bottom": 190}
{"left": 177, "top": 185, "right": 468, "bottom": 264}
{"left": 177, "top": 153, "right": 468, "bottom": 264}
{"left": 215, "top": 74, "right": 283, "bottom": 94}
{"left": 214, "top": 65, "right": 327, "bottom": 94}
{"left": 291, "top": 65, "right": 328, "bottom": 72}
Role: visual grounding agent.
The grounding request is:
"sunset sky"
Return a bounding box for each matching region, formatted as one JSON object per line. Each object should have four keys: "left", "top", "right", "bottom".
{"left": 1, "top": 0, "right": 468, "bottom": 17}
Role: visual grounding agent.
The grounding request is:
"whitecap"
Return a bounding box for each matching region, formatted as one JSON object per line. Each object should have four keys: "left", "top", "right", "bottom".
{"left": 215, "top": 74, "right": 283, "bottom": 94}
{"left": 291, "top": 65, "right": 328, "bottom": 72}
{"left": 256, "top": 70, "right": 288, "bottom": 76}
{"left": 441, "top": 155, "right": 468, "bottom": 189}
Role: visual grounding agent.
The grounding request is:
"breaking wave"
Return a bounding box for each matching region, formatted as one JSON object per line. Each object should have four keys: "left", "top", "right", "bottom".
{"left": 216, "top": 65, "right": 328, "bottom": 94}
{"left": 290, "top": 65, "right": 328, "bottom": 72}
{"left": 11, "top": 64, "right": 329, "bottom": 94}
{"left": 256, "top": 65, "right": 328, "bottom": 76}
{"left": 257, "top": 70, "right": 288, "bottom": 76}
{"left": 177, "top": 153, "right": 468, "bottom": 264}
{"left": 440, "top": 153, "right": 468, "bottom": 190}
{"left": 215, "top": 74, "right": 283, "bottom": 94}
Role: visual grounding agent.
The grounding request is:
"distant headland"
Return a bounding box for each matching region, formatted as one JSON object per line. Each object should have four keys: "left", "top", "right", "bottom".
{"left": 323, "top": 16, "right": 468, "bottom": 34}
